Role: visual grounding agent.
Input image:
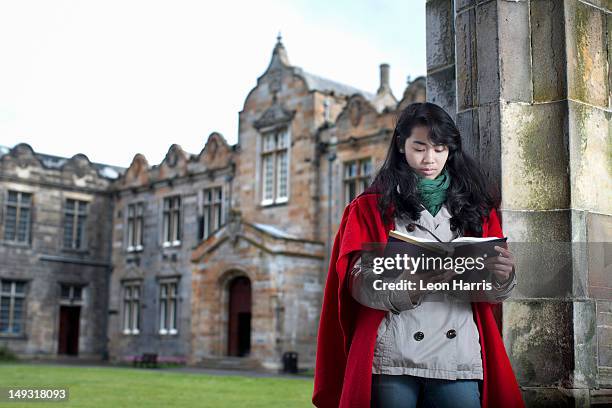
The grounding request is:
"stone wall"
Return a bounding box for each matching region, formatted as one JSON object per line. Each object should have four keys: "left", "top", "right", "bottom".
{"left": 108, "top": 136, "right": 234, "bottom": 362}
{"left": 0, "top": 143, "right": 116, "bottom": 358}
{"left": 426, "top": 0, "right": 612, "bottom": 405}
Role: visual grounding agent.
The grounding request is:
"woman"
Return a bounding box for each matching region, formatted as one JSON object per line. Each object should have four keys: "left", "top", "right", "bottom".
{"left": 312, "top": 102, "right": 524, "bottom": 408}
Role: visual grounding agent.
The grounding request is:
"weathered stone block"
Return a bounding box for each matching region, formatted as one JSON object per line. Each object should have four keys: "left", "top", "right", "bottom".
{"left": 587, "top": 212, "right": 612, "bottom": 300}
{"left": 498, "top": 0, "right": 533, "bottom": 102}
{"left": 455, "top": 0, "right": 476, "bottom": 13}
{"left": 573, "top": 300, "right": 598, "bottom": 388}
{"left": 531, "top": 0, "right": 567, "bottom": 102}
{"left": 455, "top": 7, "right": 478, "bottom": 110}
{"left": 566, "top": 0, "right": 609, "bottom": 107}
{"left": 504, "top": 300, "right": 574, "bottom": 387}
{"left": 478, "top": 101, "right": 501, "bottom": 183}
{"left": 571, "top": 210, "right": 589, "bottom": 298}
{"left": 500, "top": 101, "right": 570, "bottom": 210}
{"left": 567, "top": 100, "right": 611, "bottom": 214}
{"left": 521, "top": 387, "right": 590, "bottom": 408}
{"left": 597, "top": 301, "right": 612, "bottom": 368}
{"left": 426, "top": 0, "right": 455, "bottom": 70}
{"left": 502, "top": 209, "right": 573, "bottom": 298}
{"left": 578, "top": 0, "right": 612, "bottom": 13}
{"left": 455, "top": 108, "right": 479, "bottom": 159}
{"left": 475, "top": 0, "right": 500, "bottom": 104}
{"left": 426, "top": 67, "right": 457, "bottom": 120}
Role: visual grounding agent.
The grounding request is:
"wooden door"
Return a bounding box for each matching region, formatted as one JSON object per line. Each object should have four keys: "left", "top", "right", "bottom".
{"left": 58, "top": 306, "right": 80, "bottom": 355}
{"left": 227, "top": 277, "right": 251, "bottom": 357}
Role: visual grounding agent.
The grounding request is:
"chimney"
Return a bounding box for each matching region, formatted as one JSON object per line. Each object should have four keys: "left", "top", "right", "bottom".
{"left": 377, "top": 63, "right": 391, "bottom": 94}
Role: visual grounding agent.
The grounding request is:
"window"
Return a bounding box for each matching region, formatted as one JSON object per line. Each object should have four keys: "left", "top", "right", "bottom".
{"left": 0, "top": 280, "right": 26, "bottom": 335}
{"left": 200, "top": 187, "right": 223, "bottom": 240}
{"left": 4, "top": 191, "right": 32, "bottom": 243}
{"left": 343, "top": 158, "right": 372, "bottom": 204}
{"left": 126, "top": 202, "right": 144, "bottom": 251}
{"left": 159, "top": 281, "right": 178, "bottom": 335}
{"left": 60, "top": 284, "right": 82, "bottom": 302}
{"left": 162, "top": 196, "right": 181, "bottom": 247}
{"left": 261, "top": 128, "right": 289, "bottom": 205}
{"left": 63, "top": 199, "right": 88, "bottom": 249}
{"left": 122, "top": 281, "right": 140, "bottom": 335}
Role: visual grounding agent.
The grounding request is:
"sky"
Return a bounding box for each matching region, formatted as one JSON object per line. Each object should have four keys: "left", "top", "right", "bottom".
{"left": 0, "top": 0, "right": 426, "bottom": 168}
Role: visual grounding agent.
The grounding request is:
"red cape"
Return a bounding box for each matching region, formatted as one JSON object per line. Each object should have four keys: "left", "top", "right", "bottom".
{"left": 312, "top": 192, "right": 524, "bottom": 408}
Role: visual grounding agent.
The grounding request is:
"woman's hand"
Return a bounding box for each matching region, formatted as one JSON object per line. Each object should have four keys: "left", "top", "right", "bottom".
{"left": 484, "top": 245, "right": 515, "bottom": 284}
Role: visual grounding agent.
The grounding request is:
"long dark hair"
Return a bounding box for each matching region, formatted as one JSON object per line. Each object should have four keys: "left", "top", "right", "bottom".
{"left": 369, "top": 102, "right": 499, "bottom": 236}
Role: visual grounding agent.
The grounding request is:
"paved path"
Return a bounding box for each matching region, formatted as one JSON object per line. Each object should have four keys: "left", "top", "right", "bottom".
{"left": 15, "top": 359, "right": 314, "bottom": 381}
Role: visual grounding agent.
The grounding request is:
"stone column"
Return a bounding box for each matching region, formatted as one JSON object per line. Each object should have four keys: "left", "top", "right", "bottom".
{"left": 426, "top": 0, "right": 457, "bottom": 121}
{"left": 426, "top": 0, "right": 611, "bottom": 405}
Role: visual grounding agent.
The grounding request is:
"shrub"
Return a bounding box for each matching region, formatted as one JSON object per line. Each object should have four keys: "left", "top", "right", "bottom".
{"left": 0, "top": 346, "right": 18, "bottom": 362}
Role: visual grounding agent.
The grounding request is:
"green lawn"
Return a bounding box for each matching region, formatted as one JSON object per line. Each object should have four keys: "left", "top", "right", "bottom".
{"left": 0, "top": 363, "right": 314, "bottom": 407}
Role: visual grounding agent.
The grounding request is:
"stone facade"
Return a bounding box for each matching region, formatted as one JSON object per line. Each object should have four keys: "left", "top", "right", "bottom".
{"left": 0, "top": 38, "right": 425, "bottom": 371}
{"left": 107, "top": 138, "right": 234, "bottom": 362}
{"left": 426, "top": 0, "right": 612, "bottom": 405}
{"left": 189, "top": 39, "right": 424, "bottom": 370}
{"left": 0, "top": 143, "right": 119, "bottom": 359}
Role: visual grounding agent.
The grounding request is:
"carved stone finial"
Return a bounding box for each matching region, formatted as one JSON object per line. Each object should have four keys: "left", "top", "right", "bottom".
{"left": 271, "top": 33, "right": 290, "bottom": 66}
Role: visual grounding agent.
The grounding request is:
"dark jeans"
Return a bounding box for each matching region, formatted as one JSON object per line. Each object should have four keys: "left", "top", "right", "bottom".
{"left": 371, "top": 374, "right": 481, "bottom": 408}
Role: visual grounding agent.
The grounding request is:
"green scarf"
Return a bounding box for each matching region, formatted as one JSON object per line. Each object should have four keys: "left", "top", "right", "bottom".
{"left": 416, "top": 168, "right": 451, "bottom": 217}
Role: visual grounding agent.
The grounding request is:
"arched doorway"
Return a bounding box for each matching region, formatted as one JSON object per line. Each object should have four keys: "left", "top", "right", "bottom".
{"left": 227, "top": 276, "right": 251, "bottom": 357}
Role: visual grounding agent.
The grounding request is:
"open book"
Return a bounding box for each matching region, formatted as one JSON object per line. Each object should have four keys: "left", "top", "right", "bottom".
{"left": 368, "top": 230, "right": 509, "bottom": 278}
{"left": 388, "top": 229, "right": 507, "bottom": 259}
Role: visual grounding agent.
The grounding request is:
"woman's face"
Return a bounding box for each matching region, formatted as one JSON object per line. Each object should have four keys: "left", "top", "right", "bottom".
{"left": 403, "top": 125, "right": 449, "bottom": 180}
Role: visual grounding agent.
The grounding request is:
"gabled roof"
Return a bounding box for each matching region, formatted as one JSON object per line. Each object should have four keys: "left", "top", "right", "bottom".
{"left": 0, "top": 144, "right": 125, "bottom": 180}
{"left": 191, "top": 210, "right": 324, "bottom": 263}
{"left": 261, "top": 35, "right": 375, "bottom": 101}
{"left": 297, "top": 69, "right": 375, "bottom": 101}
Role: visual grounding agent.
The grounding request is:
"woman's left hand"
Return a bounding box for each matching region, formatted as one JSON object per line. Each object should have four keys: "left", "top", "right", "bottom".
{"left": 484, "top": 245, "right": 515, "bottom": 284}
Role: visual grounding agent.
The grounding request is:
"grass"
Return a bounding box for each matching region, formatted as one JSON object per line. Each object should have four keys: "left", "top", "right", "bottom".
{"left": 0, "top": 363, "right": 314, "bottom": 407}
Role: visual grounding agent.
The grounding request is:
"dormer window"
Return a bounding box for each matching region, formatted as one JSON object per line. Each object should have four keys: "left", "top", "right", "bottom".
{"left": 261, "top": 128, "right": 290, "bottom": 205}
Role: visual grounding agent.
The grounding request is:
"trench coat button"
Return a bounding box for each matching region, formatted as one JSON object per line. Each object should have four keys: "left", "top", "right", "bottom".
{"left": 413, "top": 331, "right": 424, "bottom": 341}
{"left": 407, "top": 223, "right": 416, "bottom": 232}
{"left": 446, "top": 329, "right": 457, "bottom": 339}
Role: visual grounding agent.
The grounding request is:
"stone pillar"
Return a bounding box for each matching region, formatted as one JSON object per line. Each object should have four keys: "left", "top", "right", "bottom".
{"left": 426, "top": 0, "right": 612, "bottom": 405}
{"left": 426, "top": 0, "right": 457, "bottom": 121}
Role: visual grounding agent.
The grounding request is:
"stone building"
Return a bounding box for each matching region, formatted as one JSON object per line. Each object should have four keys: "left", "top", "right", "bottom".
{"left": 0, "top": 37, "right": 425, "bottom": 368}
{"left": 115, "top": 37, "right": 425, "bottom": 370}
{"left": 0, "top": 3, "right": 609, "bottom": 403}
{"left": 107, "top": 137, "right": 235, "bottom": 363}
{"left": 0, "top": 143, "right": 121, "bottom": 358}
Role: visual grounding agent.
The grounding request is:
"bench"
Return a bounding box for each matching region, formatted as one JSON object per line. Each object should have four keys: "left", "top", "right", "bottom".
{"left": 133, "top": 353, "right": 158, "bottom": 368}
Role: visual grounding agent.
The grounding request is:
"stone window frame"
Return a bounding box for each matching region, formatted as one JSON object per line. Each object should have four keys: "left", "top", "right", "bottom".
{"left": 260, "top": 127, "right": 291, "bottom": 206}
{"left": 2, "top": 190, "right": 33, "bottom": 245}
{"left": 59, "top": 283, "right": 85, "bottom": 305}
{"left": 158, "top": 278, "right": 179, "bottom": 336}
{"left": 343, "top": 157, "right": 373, "bottom": 205}
{"left": 0, "top": 279, "right": 27, "bottom": 337}
{"left": 62, "top": 198, "right": 89, "bottom": 250}
{"left": 200, "top": 186, "right": 224, "bottom": 240}
{"left": 121, "top": 280, "right": 141, "bottom": 335}
{"left": 161, "top": 195, "right": 181, "bottom": 248}
{"left": 126, "top": 201, "right": 144, "bottom": 252}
